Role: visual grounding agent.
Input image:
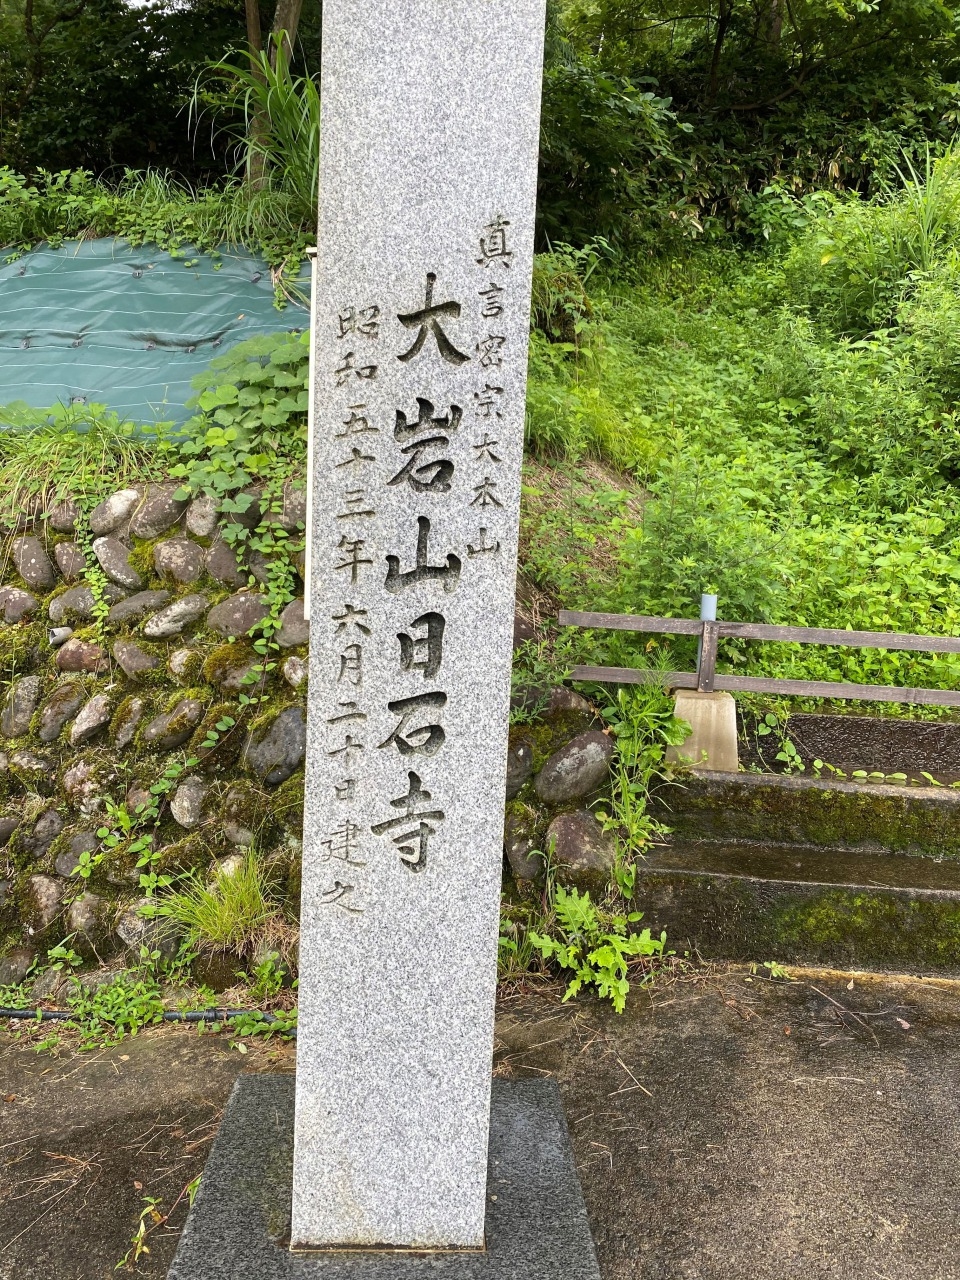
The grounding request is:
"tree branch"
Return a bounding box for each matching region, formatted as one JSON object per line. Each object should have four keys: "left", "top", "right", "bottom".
{"left": 706, "top": 0, "right": 733, "bottom": 105}
{"left": 622, "top": 14, "right": 720, "bottom": 33}
{"left": 725, "top": 24, "right": 897, "bottom": 112}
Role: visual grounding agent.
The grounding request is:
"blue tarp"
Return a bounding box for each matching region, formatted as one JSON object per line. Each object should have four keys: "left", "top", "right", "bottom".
{"left": 0, "top": 239, "right": 310, "bottom": 425}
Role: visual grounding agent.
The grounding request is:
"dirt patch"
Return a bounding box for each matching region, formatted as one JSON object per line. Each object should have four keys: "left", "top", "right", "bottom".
{"left": 496, "top": 968, "right": 960, "bottom": 1280}
{"left": 0, "top": 1028, "right": 293, "bottom": 1279}
{"left": 4, "top": 969, "right": 960, "bottom": 1278}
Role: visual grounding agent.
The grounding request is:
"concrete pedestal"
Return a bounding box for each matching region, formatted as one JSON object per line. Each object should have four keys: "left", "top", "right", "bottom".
{"left": 667, "top": 689, "right": 739, "bottom": 772}
{"left": 166, "top": 1076, "right": 601, "bottom": 1280}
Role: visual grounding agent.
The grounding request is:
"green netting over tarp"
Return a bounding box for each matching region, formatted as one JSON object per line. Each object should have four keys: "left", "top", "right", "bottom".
{"left": 0, "top": 239, "right": 310, "bottom": 426}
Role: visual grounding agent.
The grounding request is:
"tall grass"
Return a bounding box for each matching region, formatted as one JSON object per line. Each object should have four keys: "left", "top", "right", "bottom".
{"left": 787, "top": 142, "right": 960, "bottom": 333}
{"left": 0, "top": 166, "right": 311, "bottom": 273}
{"left": 0, "top": 402, "right": 166, "bottom": 519}
{"left": 190, "top": 41, "right": 320, "bottom": 229}
{"left": 154, "top": 851, "right": 294, "bottom": 962}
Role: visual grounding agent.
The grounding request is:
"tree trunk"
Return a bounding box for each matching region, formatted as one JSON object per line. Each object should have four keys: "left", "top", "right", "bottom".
{"left": 245, "top": 0, "right": 269, "bottom": 190}
{"left": 706, "top": 0, "right": 732, "bottom": 105}
{"left": 270, "top": 0, "right": 305, "bottom": 69}
{"left": 245, "top": 0, "right": 264, "bottom": 58}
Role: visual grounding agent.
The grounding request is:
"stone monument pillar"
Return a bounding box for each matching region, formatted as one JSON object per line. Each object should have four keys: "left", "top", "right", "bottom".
{"left": 292, "top": 0, "right": 547, "bottom": 1252}
{"left": 167, "top": 2, "right": 602, "bottom": 1274}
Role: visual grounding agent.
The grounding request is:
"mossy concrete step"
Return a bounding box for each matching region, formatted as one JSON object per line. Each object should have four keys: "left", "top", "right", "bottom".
{"left": 651, "top": 770, "right": 960, "bottom": 855}
{"left": 641, "top": 770, "right": 960, "bottom": 971}
{"left": 637, "top": 838, "right": 960, "bottom": 974}
{"left": 646, "top": 837, "right": 960, "bottom": 892}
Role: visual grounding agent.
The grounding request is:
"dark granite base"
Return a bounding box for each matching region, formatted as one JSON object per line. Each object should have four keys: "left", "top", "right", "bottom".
{"left": 166, "top": 1076, "right": 601, "bottom": 1280}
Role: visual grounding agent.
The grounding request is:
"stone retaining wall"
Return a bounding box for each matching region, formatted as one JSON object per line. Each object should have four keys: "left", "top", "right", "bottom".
{"left": 0, "top": 481, "right": 310, "bottom": 982}
{"left": 0, "top": 480, "right": 616, "bottom": 987}
{"left": 503, "top": 689, "right": 619, "bottom": 896}
{"left": 653, "top": 769, "right": 960, "bottom": 855}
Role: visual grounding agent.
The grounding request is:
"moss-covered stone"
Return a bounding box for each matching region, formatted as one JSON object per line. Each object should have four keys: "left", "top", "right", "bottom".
{"left": 0, "top": 619, "right": 46, "bottom": 679}
{"left": 242, "top": 687, "right": 303, "bottom": 736}
{"left": 154, "top": 832, "right": 220, "bottom": 875}
{"left": 9, "top": 752, "right": 55, "bottom": 798}
{"left": 219, "top": 778, "right": 264, "bottom": 828}
{"left": 111, "top": 639, "right": 173, "bottom": 690}
{"left": 167, "top": 647, "right": 205, "bottom": 685}
{"left": 651, "top": 771, "right": 960, "bottom": 856}
{"left": 58, "top": 751, "right": 116, "bottom": 817}
{"left": 193, "top": 949, "right": 245, "bottom": 993}
{"left": 100, "top": 841, "right": 142, "bottom": 889}
{"left": 31, "top": 676, "right": 88, "bottom": 743}
{"left": 285, "top": 855, "right": 302, "bottom": 911}
{"left": 110, "top": 693, "right": 149, "bottom": 747}
{"left": 0, "top": 769, "right": 19, "bottom": 807}
{"left": 7, "top": 830, "right": 39, "bottom": 875}
{"left": 635, "top": 870, "right": 960, "bottom": 974}
{"left": 504, "top": 795, "right": 547, "bottom": 841}
{"left": 0, "top": 488, "right": 308, "bottom": 965}
{"left": 503, "top": 798, "right": 548, "bottom": 894}
{"left": 189, "top": 700, "right": 244, "bottom": 767}
{"left": 270, "top": 772, "right": 305, "bottom": 834}
{"left": 126, "top": 536, "right": 164, "bottom": 584}
{"left": 509, "top": 713, "right": 593, "bottom": 773}
{"left": 202, "top": 640, "right": 268, "bottom": 694}
{"left": 139, "top": 690, "right": 207, "bottom": 751}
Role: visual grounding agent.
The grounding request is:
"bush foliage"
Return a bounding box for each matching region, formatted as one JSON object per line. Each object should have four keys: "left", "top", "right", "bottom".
{"left": 524, "top": 156, "right": 960, "bottom": 701}
{"left": 5, "top": 0, "right": 960, "bottom": 249}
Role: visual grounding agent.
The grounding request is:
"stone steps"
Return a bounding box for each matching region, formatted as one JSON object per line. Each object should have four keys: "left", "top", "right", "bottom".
{"left": 639, "top": 769, "right": 960, "bottom": 974}
{"left": 644, "top": 837, "right": 960, "bottom": 893}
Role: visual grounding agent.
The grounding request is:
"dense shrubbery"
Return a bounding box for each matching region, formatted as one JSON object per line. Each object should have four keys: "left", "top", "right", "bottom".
{"left": 5, "top": 0, "right": 960, "bottom": 250}
{"left": 537, "top": 0, "right": 960, "bottom": 247}
{"left": 523, "top": 156, "right": 960, "bottom": 700}
{"left": 0, "top": 45, "right": 318, "bottom": 282}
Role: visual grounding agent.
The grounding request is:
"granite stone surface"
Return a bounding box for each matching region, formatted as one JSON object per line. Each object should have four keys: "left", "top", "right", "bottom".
{"left": 168, "top": 1076, "right": 601, "bottom": 1280}
{"left": 296, "top": 0, "right": 547, "bottom": 1252}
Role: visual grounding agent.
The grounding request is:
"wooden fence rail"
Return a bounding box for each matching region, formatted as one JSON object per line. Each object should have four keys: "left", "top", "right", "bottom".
{"left": 558, "top": 609, "right": 960, "bottom": 708}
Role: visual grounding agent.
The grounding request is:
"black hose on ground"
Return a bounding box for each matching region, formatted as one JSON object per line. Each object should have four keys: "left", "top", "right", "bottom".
{"left": 0, "top": 1007, "right": 297, "bottom": 1034}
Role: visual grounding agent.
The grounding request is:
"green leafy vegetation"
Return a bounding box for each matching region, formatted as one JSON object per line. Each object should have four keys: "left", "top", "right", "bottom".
{"left": 0, "top": 944, "right": 299, "bottom": 1053}
{"left": 64, "top": 971, "right": 166, "bottom": 1050}
{"left": 591, "top": 684, "right": 689, "bottom": 893}
{"left": 0, "top": 0, "right": 320, "bottom": 180}
{"left": 237, "top": 949, "right": 294, "bottom": 1001}
{"left": 0, "top": 167, "right": 311, "bottom": 290}
{"left": 523, "top": 159, "right": 960, "bottom": 705}
{"left": 529, "top": 886, "right": 668, "bottom": 1013}
{"left": 750, "top": 960, "right": 793, "bottom": 980}
{"left": 537, "top": 0, "right": 960, "bottom": 247}
{"left": 95, "top": 755, "right": 213, "bottom": 902}
{"left": 222, "top": 1006, "right": 298, "bottom": 1040}
{"left": 168, "top": 330, "right": 308, "bottom": 504}
{"left": 169, "top": 327, "right": 308, "bottom": 678}
{"left": 0, "top": 401, "right": 165, "bottom": 523}
{"left": 499, "top": 677, "right": 683, "bottom": 1007}
{"left": 115, "top": 1192, "right": 170, "bottom": 1272}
